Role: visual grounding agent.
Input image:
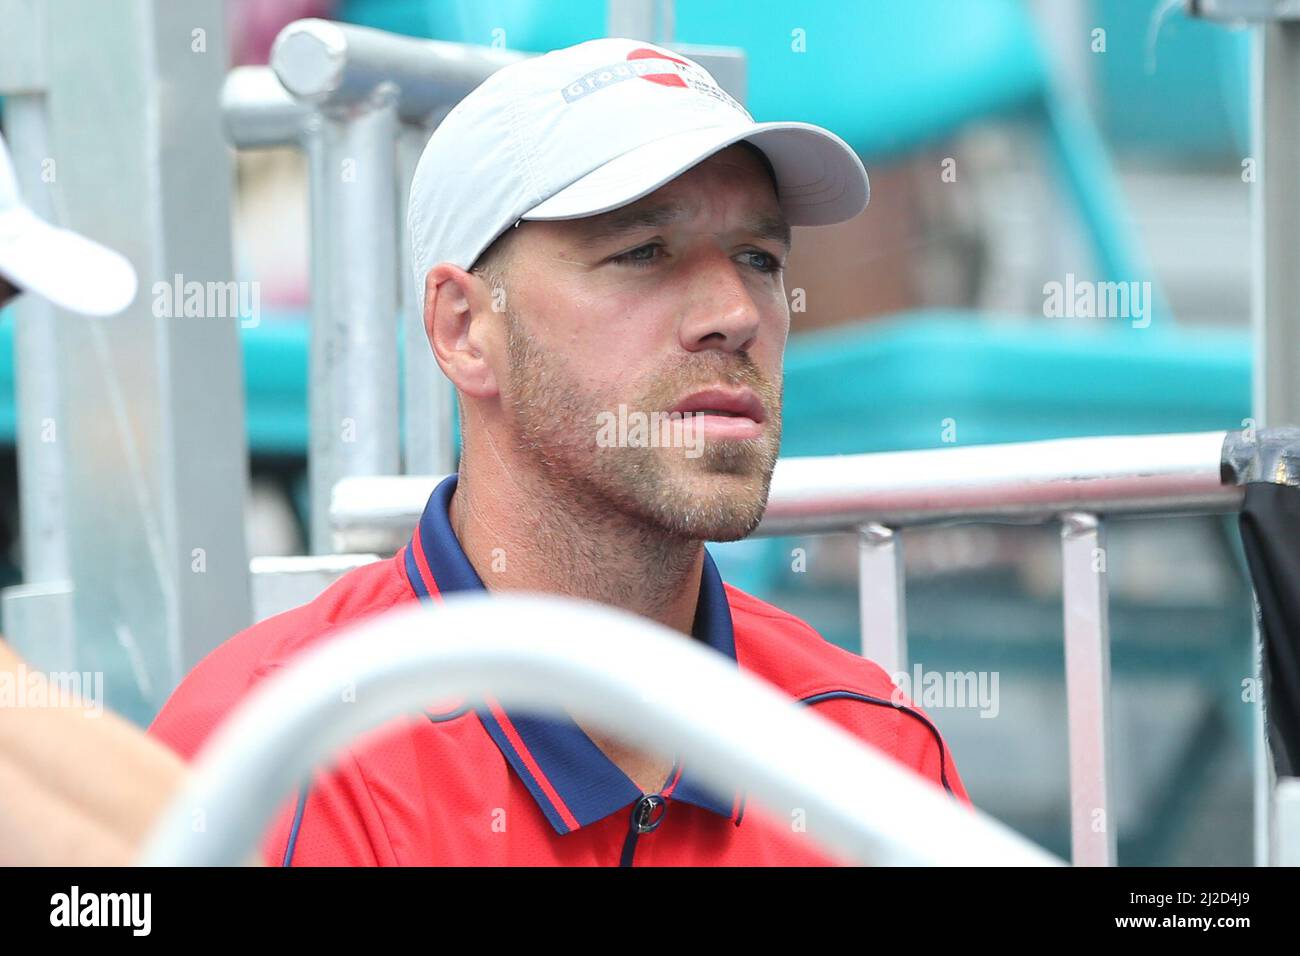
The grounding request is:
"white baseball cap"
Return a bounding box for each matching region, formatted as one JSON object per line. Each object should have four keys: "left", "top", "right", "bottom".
{"left": 0, "top": 131, "right": 137, "bottom": 317}
{"left": 408, "top": 37, "right": 869, "bottom": 292}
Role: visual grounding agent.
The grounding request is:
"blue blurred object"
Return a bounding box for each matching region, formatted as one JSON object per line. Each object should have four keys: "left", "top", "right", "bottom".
{"left": 1092, "top": 0, "right": 1253, "bottom": 163}
{"left": 779, "top": 313, "right": 1250, "bottom": 457}
{"left": 338, "top": 0, "right": 606, "bottom": 49}
{"left": 0, "top": 306, "right": 307, "bottom": 455}
{"left": 341, "top": 0, "right": 1050, "bottom": 156}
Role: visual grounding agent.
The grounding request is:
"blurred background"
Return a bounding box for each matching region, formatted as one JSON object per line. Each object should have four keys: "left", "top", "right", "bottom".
{"left": 0, "top": 0, "right": 1264, "bottom": 864}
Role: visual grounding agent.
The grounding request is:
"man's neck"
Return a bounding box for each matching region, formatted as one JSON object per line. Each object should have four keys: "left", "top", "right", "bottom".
{"left": 448, "top": 464, "right": 705, "bottom": 638}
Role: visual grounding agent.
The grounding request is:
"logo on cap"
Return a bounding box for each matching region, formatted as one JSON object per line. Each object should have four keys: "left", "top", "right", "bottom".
{"left": 560, "top": 47, "right": 750, "bottom": 119}
{"left": 625, "top": 47, "right": 691, "bottom": 88}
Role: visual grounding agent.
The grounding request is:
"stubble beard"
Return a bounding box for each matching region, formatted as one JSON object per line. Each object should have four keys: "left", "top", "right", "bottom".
{"left": 502, "top": 309, "right": 783, "bottom": 543}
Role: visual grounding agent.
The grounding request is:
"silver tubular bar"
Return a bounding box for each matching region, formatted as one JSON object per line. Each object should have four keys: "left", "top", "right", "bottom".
{"left": 329, "top": 474, "right": 442, "bottom": 553}
{"left": 1251, "top": 7, "right": 1300, "bottom": 869}
{"left": 759, "top": 431, "right": 1239, "bottom": 535}
{"left": 138, "top": 593, "right": 1062, "bottom": 867}
{"left": 221, "top": 65, "right": 312, "bottom": 148}
{"left": 1060, "top": 512, "right": 1116, "bottom": 867}
{"left": 270, "top": 19, "right": 527, "bottom": 124}
{"left": 302, "top": 93, "right": 402, "bottom": 553}
{"left": 331, "top": 431, "right": 1244, "bottom": 553}
{"left": 857, "top": 524, "right": 907, "bottom": 672}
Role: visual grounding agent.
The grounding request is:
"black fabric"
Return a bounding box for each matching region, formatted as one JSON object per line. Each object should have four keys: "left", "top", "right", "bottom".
{"left": 1238, "top": 481, "right": 1300, "bottom": 777}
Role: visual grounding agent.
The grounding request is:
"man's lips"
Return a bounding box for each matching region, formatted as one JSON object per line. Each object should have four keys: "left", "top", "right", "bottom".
{"left": 669, "top": 386, "right": 767, "bottom": 441}
{"left": 670, "top": 386, "right": 766, "bottom": 423}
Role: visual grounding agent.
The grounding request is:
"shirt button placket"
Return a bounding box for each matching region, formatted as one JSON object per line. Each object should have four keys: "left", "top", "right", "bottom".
{"left": 620, "top": 793, "right": 667, "bottom": 867}
{"left": 633, "top": 794, "right": 667, "bottom": 834}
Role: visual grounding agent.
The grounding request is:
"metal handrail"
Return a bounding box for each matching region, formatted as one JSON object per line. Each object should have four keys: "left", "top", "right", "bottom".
{"left": 220, "top": 22, "right": 525, "bottom": 553}
{"left": 137, "top": 593, "right": 1061, "bottom": 867}
{"left": 331, "top": 431, "right": 1243, "bottom": 552}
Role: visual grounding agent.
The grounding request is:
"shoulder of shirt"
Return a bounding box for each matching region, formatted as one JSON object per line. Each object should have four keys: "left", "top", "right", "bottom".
{"left": 723, "top": 581, "right": 902, "bottom": 702}
{"left": 148, "top": 551, "right": 416, "bottom": 756}
{"left": 250, "top": 551, "right": 418, "bottom": 673}
{"left": 722, "top": 582, "right": 962, "bottom": 795}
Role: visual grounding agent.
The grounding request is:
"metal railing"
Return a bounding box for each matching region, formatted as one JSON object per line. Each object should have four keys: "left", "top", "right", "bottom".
{"left": 331, "top": 428, "right": 1282, "bottom": 866}
{"left": 222, "top": 21, "right": 525, "bottom": 552}
{"left": 138, "top": 593, "right": 1061, "bottom": 867}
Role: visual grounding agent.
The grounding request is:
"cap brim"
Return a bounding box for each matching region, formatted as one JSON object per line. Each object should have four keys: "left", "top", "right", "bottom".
{"left": 0, "top": 206, "right": 137, "bottom": 317}
{"left": 521, "top": 120, "right": 869, "bottom": 227}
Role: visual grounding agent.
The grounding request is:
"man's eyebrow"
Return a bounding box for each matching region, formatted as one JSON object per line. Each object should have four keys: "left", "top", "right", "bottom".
{"left": 575, "top": 201, "right": 793, "bottom": 253}
{"left": 748, "top": 213, "right": 793, "bottom": 254}
{"left": 574, "top": 201, "right": 690, "bottom": 248}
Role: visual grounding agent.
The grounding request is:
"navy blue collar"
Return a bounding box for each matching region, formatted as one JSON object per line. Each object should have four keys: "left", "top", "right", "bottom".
{"left": 404, "top": 474, "right": 744, "bottom": 834}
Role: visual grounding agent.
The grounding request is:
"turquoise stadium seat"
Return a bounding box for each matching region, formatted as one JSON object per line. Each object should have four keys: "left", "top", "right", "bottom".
{"left": 779, "top": 314, "right": 1249, "bottom": 457}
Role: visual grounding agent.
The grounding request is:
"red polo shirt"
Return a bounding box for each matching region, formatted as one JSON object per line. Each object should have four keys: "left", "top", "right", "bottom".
{"left": 149, "top": 475, "right": 972, "bottom": 866}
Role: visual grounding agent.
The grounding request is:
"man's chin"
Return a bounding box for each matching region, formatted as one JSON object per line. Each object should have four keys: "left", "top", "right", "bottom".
{"left": 642, "top": 471, "right": 771, "bottom": 542}
{"left": 697, "top": 517, "right": 765, "bottom": 543}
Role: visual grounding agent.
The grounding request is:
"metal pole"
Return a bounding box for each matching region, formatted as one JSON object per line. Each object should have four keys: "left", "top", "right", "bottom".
{"left": 302, "top": 91, "right": 401, "bottom": 553}
{"left": 1256, "top": 23, "right": 1300, "bottom": 430}
{"left": 271, "top": 19, "right": 526, "bottom": 124}
{"left": 1253, "top": 16, "right": 1300, "bottom": 869}
{"left": 221, "top": 66, "right": 310, "bottom": 148}
{"left": 857, "top": 524, "right": 907, "bottom": 675}
{"left": 269, "top": 20, "right": 525, "bottom": 550}
{"left": 330, "top": 431, "right": 1251, "bottom": 554}
{"left": 1060, "top": 512, "right": 1116, "bottom": 866}
{"left": 753, "top": 431, "right": 1239, "bottom": 534}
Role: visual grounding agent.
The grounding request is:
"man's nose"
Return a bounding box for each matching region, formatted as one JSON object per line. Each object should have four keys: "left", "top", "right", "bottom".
{"left": 676, "top": 248, "right": 763, "bottom": 354}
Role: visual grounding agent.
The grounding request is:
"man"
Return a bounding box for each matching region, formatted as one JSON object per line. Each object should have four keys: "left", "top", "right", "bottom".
{"left": 149, "top": 38, "right": 970, "bottom": 866}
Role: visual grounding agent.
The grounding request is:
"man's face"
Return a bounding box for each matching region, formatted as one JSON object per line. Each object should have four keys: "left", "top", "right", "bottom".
{"left": 489, "top": 143, "right": 790, "bottom": 541}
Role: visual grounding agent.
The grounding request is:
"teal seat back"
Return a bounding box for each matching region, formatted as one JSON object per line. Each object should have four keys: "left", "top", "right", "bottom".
{"left": 342, "top": 0, "right": 1048, "bottom": 161}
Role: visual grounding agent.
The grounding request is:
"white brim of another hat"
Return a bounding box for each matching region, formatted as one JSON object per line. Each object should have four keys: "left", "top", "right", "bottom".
{"left": 521, "top": 120, "right": 869, "bottom": 226}
{"left": 0, "top": 204, "right": 137, "bottom": 317}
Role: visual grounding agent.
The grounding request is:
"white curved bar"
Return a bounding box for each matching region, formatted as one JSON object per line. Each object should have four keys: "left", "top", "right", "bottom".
{"left": 138, "top": 594, "right": 1061, "bottom": 867}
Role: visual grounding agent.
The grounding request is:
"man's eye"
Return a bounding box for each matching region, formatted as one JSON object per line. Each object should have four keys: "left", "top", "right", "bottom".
{"left": 609, "top": 244, "right": 782, "bottom": 273}
{"left": 611, "top": 243, "right": 663, "bottom": 267}
{"left": 744, "top": 250, "right": 783, "bottom": 274}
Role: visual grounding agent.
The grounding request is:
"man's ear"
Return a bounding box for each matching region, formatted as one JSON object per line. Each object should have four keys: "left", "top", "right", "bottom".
{"left": 422, "top": 264, "right": 502, "bottom": 399}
